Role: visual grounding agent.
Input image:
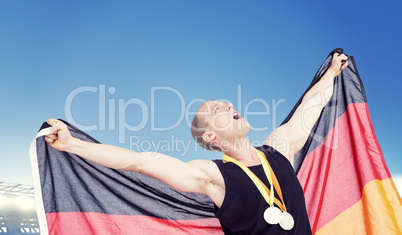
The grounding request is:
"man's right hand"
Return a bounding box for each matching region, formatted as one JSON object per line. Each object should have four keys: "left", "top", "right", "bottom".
{"left": 44, "top": 119, "right": 75, "bottom": 152}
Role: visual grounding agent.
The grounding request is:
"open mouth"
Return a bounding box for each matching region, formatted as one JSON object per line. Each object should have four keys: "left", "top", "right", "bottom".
{"left": 233, "top": 112, "right": 241, "bottom": 120}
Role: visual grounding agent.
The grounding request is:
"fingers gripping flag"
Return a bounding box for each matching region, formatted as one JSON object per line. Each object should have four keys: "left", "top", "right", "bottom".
{"left": 30, "top": 48, "right": 402, "bottom": 234}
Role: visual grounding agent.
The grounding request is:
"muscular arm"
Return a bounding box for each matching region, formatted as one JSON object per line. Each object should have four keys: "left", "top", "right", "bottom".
{"left": 68, "top": 140, "right": 216, "bottom": 193}
{"left": 44, "top": 119, "right": 224, "bottom": 203}
{"left": 265, "top": 53, "right": 349, "bottom": 165}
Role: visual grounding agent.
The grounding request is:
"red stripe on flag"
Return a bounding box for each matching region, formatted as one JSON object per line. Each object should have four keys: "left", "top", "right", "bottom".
{"left": 297, "top": 102, "right": 391, "bottom": 233}
{"left": 46, "top": 212, "right": 223, "bottom": 235}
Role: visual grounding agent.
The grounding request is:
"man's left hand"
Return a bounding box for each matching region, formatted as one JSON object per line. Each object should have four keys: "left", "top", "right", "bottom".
{"left": 330, "top": 52, "right": 349, "bottom": 77}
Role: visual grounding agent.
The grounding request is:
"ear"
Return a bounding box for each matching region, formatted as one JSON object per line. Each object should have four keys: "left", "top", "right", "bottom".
{"left": 202, "top": 131, "right": 216, "bottom": 143}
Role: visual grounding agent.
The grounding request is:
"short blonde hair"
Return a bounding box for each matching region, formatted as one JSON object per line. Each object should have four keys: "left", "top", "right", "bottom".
{"left": 191, "top": 113, "right": 222, "bottom": 152}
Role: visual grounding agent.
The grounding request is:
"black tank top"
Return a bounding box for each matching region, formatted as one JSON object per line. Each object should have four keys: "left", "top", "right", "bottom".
{"left": 213, "top": 145, "right": 312, "bottom": 234}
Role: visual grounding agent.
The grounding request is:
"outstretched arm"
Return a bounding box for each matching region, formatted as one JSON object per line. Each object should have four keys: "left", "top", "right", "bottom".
{"left": 265, "top": 53, "right": 349, "bottom": 165}
{"left": 44, "top": 119, "right": 224, "bottom": 200}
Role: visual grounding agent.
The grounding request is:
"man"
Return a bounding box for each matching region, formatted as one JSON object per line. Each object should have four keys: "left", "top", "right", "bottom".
{"left": 45, "top": 52, "right": 349, "bottom": 234}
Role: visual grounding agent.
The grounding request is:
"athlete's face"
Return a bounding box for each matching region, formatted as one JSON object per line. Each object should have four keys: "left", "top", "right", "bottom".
{"left": 197, "top": 100, "right": 250, "bottom": 142}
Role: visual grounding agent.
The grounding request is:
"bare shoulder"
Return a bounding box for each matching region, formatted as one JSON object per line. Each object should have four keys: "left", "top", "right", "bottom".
{"left": 265, "top": 124, "right": 294, "bottom": 165}
{"left": 188, "top": 159, "right": 217, "bottom": 168}
{"left": 187, "top": 159, "right": 223, "bottom": 185}
{"left": 188, "top": 159, "right": 225, "bottom": 207}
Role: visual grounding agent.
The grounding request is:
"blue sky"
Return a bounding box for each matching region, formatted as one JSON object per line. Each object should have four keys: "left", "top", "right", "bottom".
{"left": 0, "top": 1, "right": 401, "bottom": 187}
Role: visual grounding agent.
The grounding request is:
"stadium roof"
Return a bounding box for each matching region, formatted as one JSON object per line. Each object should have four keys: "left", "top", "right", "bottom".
{"left": 0, "top": 182, "right": 34, "bottom": 196}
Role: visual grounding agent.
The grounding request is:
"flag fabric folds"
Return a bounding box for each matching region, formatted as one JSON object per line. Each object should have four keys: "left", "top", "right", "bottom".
{"left": 283, "top": 48, "right": 402, "bottom": 234}
{"left": 29, "top": 125, "right": 222, "bottom": 234}
{"left": 30, "top": 48, "right": 402, "bottom": 234}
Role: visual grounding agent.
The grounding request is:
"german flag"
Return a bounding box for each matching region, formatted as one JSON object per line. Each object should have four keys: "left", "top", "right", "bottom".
{"left": 285, "top": 48, "right": 402, "bottom": 234}
{"left": 30, "top": 49, "right": 402, "bottom": 234}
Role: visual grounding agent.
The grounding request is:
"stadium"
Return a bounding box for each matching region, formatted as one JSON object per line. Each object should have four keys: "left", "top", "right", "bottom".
{"left": 0, "top": 182, "right": 39, "bottom": 234}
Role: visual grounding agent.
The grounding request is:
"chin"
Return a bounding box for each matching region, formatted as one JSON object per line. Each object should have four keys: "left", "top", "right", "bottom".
{"left": 237, "top": 121, "right": 250, "bottom": 136}
{"left": 244, "top": 120, "right": 251, "bottom": 129}
{"left": 239, "top": 118, "right": 251, "bottom": 131}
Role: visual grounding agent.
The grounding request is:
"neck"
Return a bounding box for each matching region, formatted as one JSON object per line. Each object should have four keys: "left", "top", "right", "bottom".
{"left": 222, "top": 137, "right": 260, "bottom": 166}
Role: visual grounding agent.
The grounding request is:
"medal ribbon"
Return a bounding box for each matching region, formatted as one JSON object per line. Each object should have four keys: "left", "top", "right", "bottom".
{"left": 222, "top": 149, "right": 287, "bottom": 211}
